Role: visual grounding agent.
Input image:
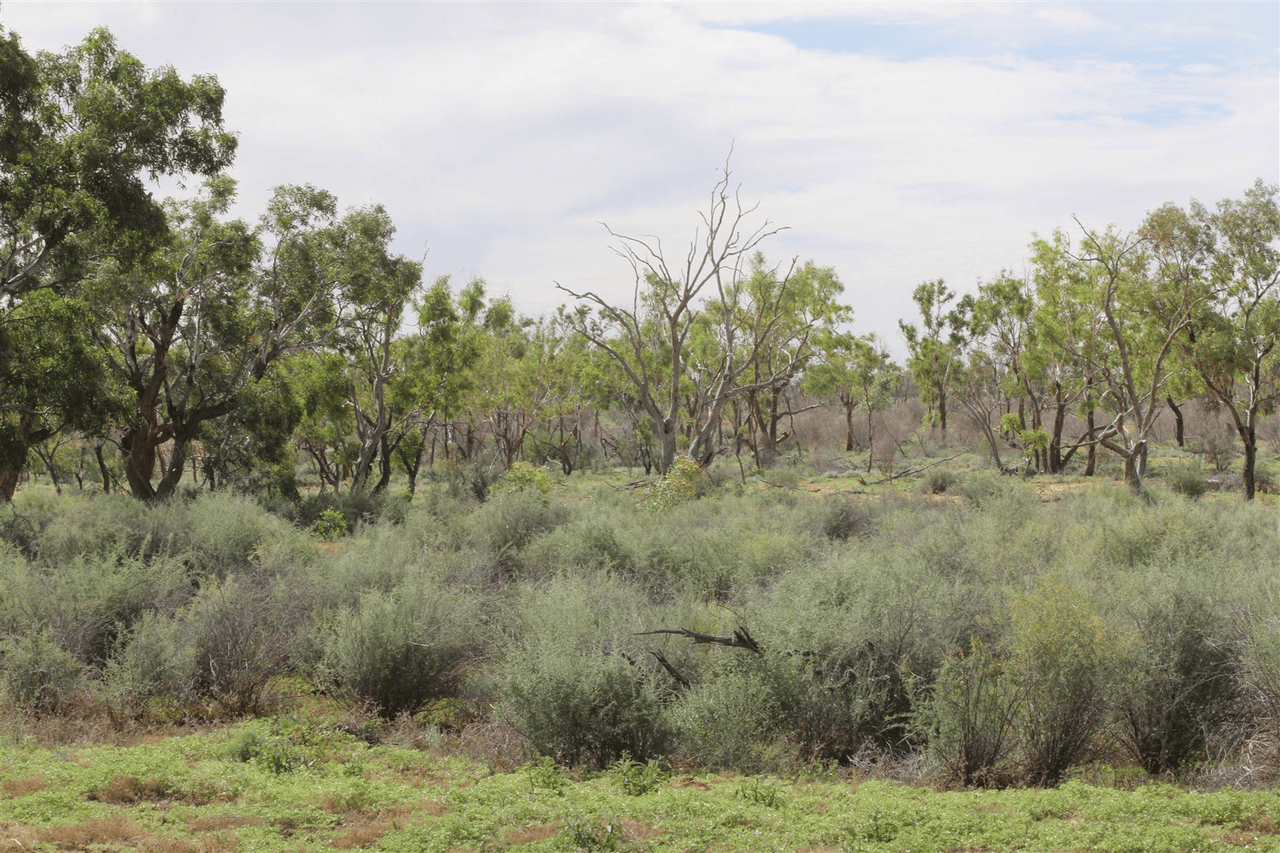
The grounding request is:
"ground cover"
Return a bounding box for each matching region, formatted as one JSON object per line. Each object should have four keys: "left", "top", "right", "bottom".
{"left": 2, "top": 716, "right": 1278, "bottom": 852}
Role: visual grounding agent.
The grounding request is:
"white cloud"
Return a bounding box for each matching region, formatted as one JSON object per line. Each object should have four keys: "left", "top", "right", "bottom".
{"left": 3, "top": 1, "right": 1275, "bottom": 359}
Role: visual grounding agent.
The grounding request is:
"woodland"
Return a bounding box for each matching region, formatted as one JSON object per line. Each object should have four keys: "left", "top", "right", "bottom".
{"left": 2, "top": 23, "right": 1280, "bottom": 853}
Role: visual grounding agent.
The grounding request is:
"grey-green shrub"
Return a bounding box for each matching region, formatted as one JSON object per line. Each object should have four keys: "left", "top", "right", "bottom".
{"left": 182, "top": 574, "right": 298, "bottom": 715}
{"left": 1118, "top": 591, "right": 1243, "bottom": 776}
{"left": 102, "top": 610, "right": 196, "bottom": 718}
{"left": 319, "top": 576, "right": 487, "bottom": 718}
{"left": 1, "top": 628, "right": 85, "bottom": 714}
{"left": 495, "top": 575, "right": 671, "bottom": 768}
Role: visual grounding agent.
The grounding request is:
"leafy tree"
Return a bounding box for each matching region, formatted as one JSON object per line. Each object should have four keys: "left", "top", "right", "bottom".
{"left": 899, "top": 280, "right": 969, "bottom": 436}
{"left": 729, "top": 255, "right": 852, "bottom": 467}
{"left": 803, "top": 331, "right": 900, "bottom": 468}
{"left": 1147, "top": 181, "right": 1280, "bottom": 500}
{"left": 0, "top": 26, "right": 235, "bottom": 499}
{"left": 91, "top": 179, "right": 334, "bottom": 501}
{"left": 329, "top": 204, "right": 422, "bottom": 493}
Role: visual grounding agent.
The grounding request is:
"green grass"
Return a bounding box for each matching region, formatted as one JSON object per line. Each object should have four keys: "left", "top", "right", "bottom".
{"left": 1, "top": 718, "right": 1278, "bottom": 851}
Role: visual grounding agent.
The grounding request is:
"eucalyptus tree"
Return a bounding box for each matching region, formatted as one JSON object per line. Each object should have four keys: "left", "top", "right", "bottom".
{"left": 802, "top": 332, "right": 900, "bottom": 469}
{"left": 0, "top": 26, "right": 235, "bottom": 499}
{"left": 899, "top": 279, "right": 970, "bottom": 437}
{"left": 1036, "top": 220, "right": 1206, "bottom": 490}
{"left": 727, "top": 256, "right": 851, "bottom": 466}
{"left": 91, "top": 178, "right": 335, "bottom": 501}
{"left": 556, "top": 158, "right": 791, "bottom": 474}
{"left": 1147, "top": 180, "right": 1280, "bottom": 499}
{"left": 328, "top": 204, "right": 422, "bottom": 493}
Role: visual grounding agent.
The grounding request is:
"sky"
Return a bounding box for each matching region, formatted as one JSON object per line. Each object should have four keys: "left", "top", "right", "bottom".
{"left": 3, "top": 1, "right": 1277, "bottom": 357}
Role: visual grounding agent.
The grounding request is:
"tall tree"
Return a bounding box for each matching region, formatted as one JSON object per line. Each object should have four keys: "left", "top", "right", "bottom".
{"left": 0, "top": 26, "right": 235, "bottom": 498}
{"left": 899, "top": 279, "right": 969, "bottom": 436}
{"left": 556, "top": 157, "right": 788, "bottom": 473}
{"left": 1148, "top": 180, "right": 1280, "bottom": 500}
{"left": 92, "top": 179, "right": 334, "bottom": 501}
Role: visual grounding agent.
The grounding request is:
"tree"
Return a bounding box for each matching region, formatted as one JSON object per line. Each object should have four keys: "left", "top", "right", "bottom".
{"left": 557, "top": 157, "right": 829, "bottom": 474}
{"left": 899, "top": 280, "right": 969, "bottom": 436}
{"left": 328, "top": 204, "right": 422, "bottom": 493}
{"left": 0, "top": 26, "right": 235, "bottom": 499}
{"left": 1149, "top": 180, "right": 1280, "bottom": 500}
{"left": 1039, "top": 220, "right": 1206, "bottom": 491}
{"left": 803, "top": 331, "right": 900, "bottom": 469}
{"left": 91, "top": 179, "right": 334, "bottom": 501}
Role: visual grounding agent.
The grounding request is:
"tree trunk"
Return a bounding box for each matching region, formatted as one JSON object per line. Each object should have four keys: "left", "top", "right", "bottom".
{"left": 1084, "top": 409, "right": 1097, "bottom": 476}
{"left": 1239, "top": 422, "right": 1258, "bottom": 501}
{"left": 94, "top": 439, "right": 112, "bottom": 494}
{"left": 1166, "top": 396, "right": 1185, "bottom": 448}
{"left": 844, "top": 398, "right": 855, "bottom": 453}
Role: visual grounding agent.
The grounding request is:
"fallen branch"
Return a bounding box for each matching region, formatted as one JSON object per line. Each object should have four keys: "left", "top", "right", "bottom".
{"left": 869, "top": 452, "right": 966, "bottom": 486}
{"left": 635, "top": 626, "right": 763, "bottom": 655}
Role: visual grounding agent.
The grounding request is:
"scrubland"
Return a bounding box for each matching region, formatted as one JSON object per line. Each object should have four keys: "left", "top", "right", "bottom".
{"left": 2, "top": 460, "right": 1280, "bottom": 851}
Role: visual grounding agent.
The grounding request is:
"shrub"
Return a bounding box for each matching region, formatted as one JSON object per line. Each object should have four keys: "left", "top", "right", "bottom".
{"left": 1165, "top": 461, "right": 1209, "bottom": 499}
{"left": 495, "top": 576, "right": 672, "bottom": 768}
{"left": 641, "top": 458, "right": 701, "bottom": 511}
{"left": 184, "top": 492, "right": 295, "bottom": 577}
{"left": 920, "top": 468, "right": 960, "bottom": 495}
{"left": 1119, "top": 592, "right": 1243, "bottom": 776}
{"left": 182, "top": 574, "right": 298, "bottom": 715}
{"left": 808, "top": 494, "right": 877, "bottom": 542}
{"left": 311, "top": 508, "right": 347, "bottom": 541}
{"left": 102, "top": 611, "right": 195, "bottom": 720}
{"left": 463, "top": 491, "right": 570, "bottom": 581}
{"left": 1, "top": 628, "right": 85, "bottom": 715}
{"left": 500, "top": 647, "right": 671, "bottom": 768}
{"left": 1006, "top": 578, "right": 1112, "bottom": 786}
{"left": 918, "top": 639, "right": 1023, "bottom": 787}
{"left": 319, "top": 578, "right": 487, "bottom": 718}
{"left": 489, "top": 461, "right": 553, "bottom": 499}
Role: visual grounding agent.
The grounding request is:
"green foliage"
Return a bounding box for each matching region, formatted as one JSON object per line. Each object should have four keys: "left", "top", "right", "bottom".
{"left": 641, "top": 457, "right": 701, "bottom": 511}
{"left": 920, "top": 639, "right": 1023, "bottom": 787}
{"left": 1006, "top": 578, "right": 1113, "bottom": 786}
{"left": 0, "top": 628, "right": 84, "bottom": 714}
{"left": 310, "top": 507, "right": 347, "bottom": 541}
{"left": 318, "top": 577, "right": 486, "bottom": 718}
{"left": 1164, "top": 460, "right": 1209, "bottom": 499}
{"left": 496, "top": 576, "right": 672, "bottom": 768}
{"left": 489, "top": 460, "right": 553, "bottom": 499}
{"left": 1118, "top": 591, "right": 1243, "bottom": 776}
{"left": 607, "top": 752, "right": 670, "bottom": 796}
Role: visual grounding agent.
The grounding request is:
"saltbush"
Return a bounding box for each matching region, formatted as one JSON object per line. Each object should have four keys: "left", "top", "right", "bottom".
{"left": 319, "top": 577, "right": 487, "bottom": 718}
{"left": 0, "top": 627, "right": 85, "bottom": 715}
{"left": 495, "top": 576, "right": 672, "bottom": 767}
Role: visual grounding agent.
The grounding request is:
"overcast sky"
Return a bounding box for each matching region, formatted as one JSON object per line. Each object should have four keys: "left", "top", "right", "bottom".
{"left": 5, "top": 1, "right": 1277, "bottom": 356}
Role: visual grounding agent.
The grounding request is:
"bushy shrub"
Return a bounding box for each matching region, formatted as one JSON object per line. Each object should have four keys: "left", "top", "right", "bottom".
{"left": 1006, "top": 578, "right": 1113, "bottom": 786}
{"left": 501, "top": 647, "right": 671, "bottom": 768}
{"left": 489, "top": 461, "right": 553, "bottom": 499}
{"left": 319, "top": 578, "right": 487, "bottom": 718}
{"left": 462, "top": 491, "right": 570, "bottom": 582}
{"left": 102, "top": 611, "right": 196, "bottom": 719}
{"left": 1165, "top": 461, "right": 1209, "bottom": 499}
{"left": 496, "top": 576, "right": 671, "bottom": 768}
{"left": 183, "top": 492, "right": 297, "bottom": 577}
{"left": 920, "top": 468, "right": 961, "bottom": 495}
{"left": 1, "top": 547, "right": 190, "bottom": 669}
{"left": 1119, "top": 592, "right": 1243, "bottom": 776}
{"left": 182, "top": 574, "right": 298, "bottom": 715}
{"left": 918, "top": 639, "right": 1023, "bottom": 787}
{"left": 1, "top": 628, "right": 85, "bottom": 715}
{"left": 641, "top": 458, "right": 701, "bottom": 511}
{"left": 808, "top": 494, "right": 878, "bottom": 542}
